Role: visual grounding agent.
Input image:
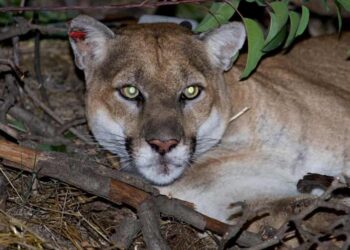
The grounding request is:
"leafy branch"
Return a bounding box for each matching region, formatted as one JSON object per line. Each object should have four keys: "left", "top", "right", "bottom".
{"left": 194, "top": 0, "right": 349, "bottom": 79}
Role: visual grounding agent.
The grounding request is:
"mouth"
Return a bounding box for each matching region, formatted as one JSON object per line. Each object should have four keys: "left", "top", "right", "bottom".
{"left": 133, "top": 142, "right": 191, "bottom": 185}
{"left": 156, "top": 156, "right": 186, "bottom": 176}
{"left": 111, "top": 135, "right": 197, "bottom": 185}
{"left": 158, "top": 158, "right": 170, "bottom": 175}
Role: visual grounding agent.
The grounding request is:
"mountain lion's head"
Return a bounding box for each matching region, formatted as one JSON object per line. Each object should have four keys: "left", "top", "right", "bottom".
{"left": 68, "top": 15, "right": 246, "bottom": 185}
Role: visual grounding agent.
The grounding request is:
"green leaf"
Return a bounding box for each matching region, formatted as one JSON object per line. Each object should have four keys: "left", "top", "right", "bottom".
{"left": 0, "top": 12, "right": 13, "bottom": 25}
{"left": 7, "top": 118, "right": 27, "bottom": 132}
{"left": 176, "top": 4, "right": 207, "bottom": 20}
{"left": 256, "top": 0, "right": 266, "bottom": 6}
{"left": 284, "top": 11, "right": 301, "bottom": 48}
{"left": 263, "top": 24, "right": 288, "bottom": 52}
{"left": 64, "top": 131, "right": 77, "bottom": 140}
{"left": 241, "top": 18, "right": 265, "bottom": 79}
{"left": 263, "top": 1, "right": 289, "bottom": 50}
{"left": 39, "top": 11, "right": 76, "bottom": 24}
{"left": 195, "top": 0, "right": 240, "bottom": 33}
{"left": 336, "top": 0, "right": 350, "bottom": 11}
{"left": 335, "top": 1, "right": 343, "bottom": 33}
{"left": 296, "top": 6, "right": 310, "bottom": 36}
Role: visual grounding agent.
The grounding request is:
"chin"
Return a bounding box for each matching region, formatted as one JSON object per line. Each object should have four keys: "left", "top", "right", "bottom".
{"left": 136, "top": 163, "right": 186, "bottom": 186}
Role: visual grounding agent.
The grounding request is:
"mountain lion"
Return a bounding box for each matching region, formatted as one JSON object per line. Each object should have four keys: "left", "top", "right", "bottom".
{"left": 68, "top": 15, "right": 350, "bottom": 222}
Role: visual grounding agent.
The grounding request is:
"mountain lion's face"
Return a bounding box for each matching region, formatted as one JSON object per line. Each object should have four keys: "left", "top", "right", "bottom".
{"left": 68, "top": 16, "right": 245, "bottom": 185}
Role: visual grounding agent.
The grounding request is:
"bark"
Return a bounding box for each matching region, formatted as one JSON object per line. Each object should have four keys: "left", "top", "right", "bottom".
{"left": 110, "top": 217, "right": 141, "bottom": 249}
{"left": 138, "top": 197, "right": 170, "bottom": 250}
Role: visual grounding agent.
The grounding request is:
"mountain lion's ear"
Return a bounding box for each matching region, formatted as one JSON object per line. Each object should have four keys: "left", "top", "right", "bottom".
{"left": 67, "top": 15, "right": 115, "bottom": 70}
{"left": 201, "top": 22, "right": 246, "bottom": 71}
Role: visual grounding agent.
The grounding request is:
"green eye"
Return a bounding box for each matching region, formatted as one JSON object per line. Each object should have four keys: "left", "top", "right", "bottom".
{"left": 120, "top": 86, "right": 140, "bottom": 99}
{"left": 182, "top": 85, "right": 201, "bottom": 100}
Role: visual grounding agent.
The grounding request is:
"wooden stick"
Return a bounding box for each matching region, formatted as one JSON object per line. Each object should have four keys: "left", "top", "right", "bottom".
{"left": 0, "top": 0, "right": 209, "bottom": 12}
{"left": 0, "top": 139, "right": 230, "bottom": 236}
{"left": 138, "top": 197, "right": 170, "bottom": 250}
{"left": 110, "top": 217, "right": 141, "bottom": 249}
{"left": 0, "top": 139, "right": 37, "bottom": 171}
{"left": 0, "top": 175, "right": 7, "bottom": 211}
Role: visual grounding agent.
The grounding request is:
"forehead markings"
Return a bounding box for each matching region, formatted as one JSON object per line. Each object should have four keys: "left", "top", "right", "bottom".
{"left": 99, "top": 24, "right": 215, "bottom": 83}
{"left": 154, "top": 34, "right": 163, "bottom": 68}
{"left": 104, "top": 30, "right": 212, "bottom": 95}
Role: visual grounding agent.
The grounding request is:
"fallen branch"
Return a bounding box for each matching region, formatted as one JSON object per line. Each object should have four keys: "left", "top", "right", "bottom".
{"left": 138, "top": 197, "right": 170, "bottom": 250}
{"left": 221, "top": 206, "right": 268, "bottom": 249}
{"left": 0, "top": 100, "right": 73, "bottom": 145}
{"left": 22, "top": 83, "right": 92, "bottom": 144}
{"left": 0, "top": 139, "right": 231, "bottom": 237}
{"left": 110, "top": 217, "right": 141, "bottom": 249}
{"left": 1, "top": 101, "right": 57, "bottom": 138}
{"left": 0, "top": 58, "right": 92, "bottom": 144}
{"left": 0, "top": 121, "right": 19, "bottom": 140}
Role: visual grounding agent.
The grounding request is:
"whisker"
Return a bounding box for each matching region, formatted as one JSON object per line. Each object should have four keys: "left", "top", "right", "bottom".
{"left": 90, "top": 130, "right": 127, "bottom": 138}
{"left": 196, "top": 137, "right": 220, "bottom": 141}
{"left": 118, "top": 160, "right": 134, "bottom": 171}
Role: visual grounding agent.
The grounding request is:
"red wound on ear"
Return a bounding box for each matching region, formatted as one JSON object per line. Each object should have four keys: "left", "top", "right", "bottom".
{"left": 68, "top": 30, "right": 86, "bottom": 41}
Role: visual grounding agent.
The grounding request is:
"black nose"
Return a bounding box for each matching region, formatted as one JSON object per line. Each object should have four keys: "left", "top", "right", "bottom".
{"left": 147, "top": 139, "right": 179, "bottom": 155}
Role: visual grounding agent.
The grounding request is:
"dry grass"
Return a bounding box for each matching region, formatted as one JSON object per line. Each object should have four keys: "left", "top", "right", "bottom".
{"left": 0, "top": 166, "right": 218, "bottom": 249}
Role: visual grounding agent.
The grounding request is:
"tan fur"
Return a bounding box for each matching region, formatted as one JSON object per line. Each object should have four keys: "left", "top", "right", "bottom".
{"left": 68, "top": 16, "right": 350, "bottom": 223}
{"left": 159, "top": 33, "right": 350, "bottom": 221}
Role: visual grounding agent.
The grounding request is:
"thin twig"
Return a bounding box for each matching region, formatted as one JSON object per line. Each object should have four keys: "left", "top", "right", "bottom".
{"left": 0, "top": 59, "right": 24, "bottom": 77}
{"left": 0, "top": 208, "right": 55, "bottom": 248}
{"left": 78, "top": 211, "right": 111, "bottom": 243}
{"left": 33, "top": 33, "right": 41, "bottom": 80}
{"left": 20, "top": 134, "right": 71, "bottom": 145}
{"left": 57, "top": 118, "right": 86, "bottom": 135}
{"left": 320, "top": 177, "right": 347, "bottom": 200}
{"left": 12, "top": 36, "right": 20, "bottom": 66}
{"left": 0, "top": 0, "right": 210, "bottom": 12}
{"left": 229, "top": 107, "right": 250, "bottom": 123}
{"left": 207, "top": 9, "right": 222, "bottom": 28}
{"left": 23, "top": 84, "right": 92, "bottom": 144}
{"left": 0, "top": 57, "right": 91, "bottom": 144}
{"left": 0, "top": 21, "right": 66, "bottom": 41}
{"left": 220, "top": 206, "right": 268, "bottom": 249}
{"left": 0, "top": 166, "right": 24, "bottom": 203}
{"left": 1, "top": 101, "right": 57, "bottom": 138}
{"left": 33, "top": 13, "right": 50, "bottom": 105}
{"left": 223, "top": 0, "right": 244, "bottom": 21}
{"left": 0, "top": 76, "right": 16, "bottom": 123}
